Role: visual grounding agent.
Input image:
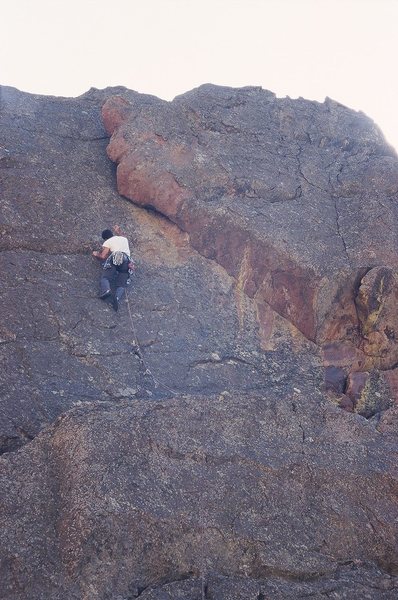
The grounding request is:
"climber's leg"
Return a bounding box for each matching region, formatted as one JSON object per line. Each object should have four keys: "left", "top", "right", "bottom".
{"left": 100, "top": 265, "right": 116, "bottom": 298}
{"left": 112, "top": 271, "right": 129, "bottom": 311}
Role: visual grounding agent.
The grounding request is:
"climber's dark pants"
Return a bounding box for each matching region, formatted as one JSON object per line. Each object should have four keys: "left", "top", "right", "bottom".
{"left": 100, "top": 261, "right": 129, "bottom": 301}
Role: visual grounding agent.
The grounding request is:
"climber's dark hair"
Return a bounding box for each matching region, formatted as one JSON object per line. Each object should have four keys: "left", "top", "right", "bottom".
{"left": 102, "top": 229, "right": 113, "bottom": 241}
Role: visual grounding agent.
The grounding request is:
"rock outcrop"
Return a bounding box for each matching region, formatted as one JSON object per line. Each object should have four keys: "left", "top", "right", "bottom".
{"left": 0, "top": 84, "right": 398, "bottom": 598}
{"left": 103, "top": 85, "right": 398, "bottom": 415}
{"left": 103, "top": 86, "right": 398, "bottom": 335}
{"left": 2, "top": 394, "right": 398, "bottom": 599}
{"left": 0, "top": 85, "right": 304, "bottom": 448}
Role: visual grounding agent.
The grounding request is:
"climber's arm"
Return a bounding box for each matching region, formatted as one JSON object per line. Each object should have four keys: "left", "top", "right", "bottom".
{"left": 92, "top": 247, "right": 111, "bottom": 260}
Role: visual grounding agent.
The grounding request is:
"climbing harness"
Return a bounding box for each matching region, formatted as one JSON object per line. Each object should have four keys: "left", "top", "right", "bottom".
{"left": 104, "top": 251, "right": 130, "bottom": 269}
{"left": 112, "top": 250, "right": 125, "bottom": 266}
{"left": 124, "top": 291, "right": 178, "bottom": 396}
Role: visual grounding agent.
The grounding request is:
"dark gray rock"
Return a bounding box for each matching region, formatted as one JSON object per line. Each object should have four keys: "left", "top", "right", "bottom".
{"left": 0, "top": 85, "right": 316, "bottom": 453}
{"left": 1, "top": 393, "right": 398, "bottom": 599}
{"left": 0, "top": 84, "right": 397, "bottom": 599}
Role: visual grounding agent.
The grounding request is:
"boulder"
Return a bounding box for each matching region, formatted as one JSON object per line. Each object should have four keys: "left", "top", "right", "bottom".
{"left": 1, "top": 394, "right": 398, "bottom": 599}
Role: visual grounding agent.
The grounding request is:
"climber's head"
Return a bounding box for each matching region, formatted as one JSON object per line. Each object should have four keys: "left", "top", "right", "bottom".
{"left": 101, "top": 229, "right": 113, "bottom": 241}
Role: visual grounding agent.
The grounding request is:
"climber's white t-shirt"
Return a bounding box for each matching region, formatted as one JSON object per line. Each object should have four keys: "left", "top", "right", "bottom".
{"left": 102, "top": 236, "right": 130, "bottom": 257}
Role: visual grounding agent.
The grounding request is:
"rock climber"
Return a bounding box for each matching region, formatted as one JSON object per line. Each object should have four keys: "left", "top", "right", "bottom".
{"left": 92, "top": 224, "right": 134, "bottom": 311}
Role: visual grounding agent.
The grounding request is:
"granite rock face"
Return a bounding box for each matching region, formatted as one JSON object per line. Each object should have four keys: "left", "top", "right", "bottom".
{"left": 1, "top": 85, "right": 312, "bottom": 454}
{"left": 1, "top": 394, "right": 398, "bottom": 599}
{"left": 103, "top": 86, "right": 398, "bottom": 339}
{"left": 103, "top": 85, "right": 398, "bottom": 413}
{"left": 1, "top": 84, "right": 398, "bottom": 598}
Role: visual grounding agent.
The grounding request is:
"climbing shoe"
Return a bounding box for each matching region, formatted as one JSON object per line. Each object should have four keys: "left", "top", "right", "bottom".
{"left": 99, "top": 290, "right": 111, "bottom": 299}
{"left": 112, "top": 295, "right": 119, "bottom": 312}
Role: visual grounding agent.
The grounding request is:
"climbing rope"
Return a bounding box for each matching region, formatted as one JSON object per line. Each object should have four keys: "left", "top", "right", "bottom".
{"left": 200, "top": 525, "right": 207, "bottom": 599}
{"left": 124, "top": 291, "right": 178, "bottom": 396}
{"left": 200, "top": 401, "right": 209, "bottom": 600}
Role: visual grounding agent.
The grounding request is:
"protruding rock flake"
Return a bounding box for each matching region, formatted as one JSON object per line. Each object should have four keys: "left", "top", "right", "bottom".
{"left": 0, "top": 83, "right": 397, "bottom": 598}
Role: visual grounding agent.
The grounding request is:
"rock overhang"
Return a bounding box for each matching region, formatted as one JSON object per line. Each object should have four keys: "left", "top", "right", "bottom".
{"left": 102, "top": 84, "right": 398, "bottom": 340}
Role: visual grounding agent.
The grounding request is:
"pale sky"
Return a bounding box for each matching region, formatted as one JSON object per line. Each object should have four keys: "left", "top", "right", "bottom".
{"left": 1, "top": 0, "right": 398, "bottom": 150}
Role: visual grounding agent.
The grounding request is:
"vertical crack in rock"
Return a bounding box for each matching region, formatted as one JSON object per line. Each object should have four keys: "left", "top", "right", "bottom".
{"left": 333, "top": 196, "right": 350, "bottom": 264}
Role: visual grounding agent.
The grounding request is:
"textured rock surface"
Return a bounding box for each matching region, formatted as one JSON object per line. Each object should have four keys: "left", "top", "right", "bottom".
{"left": 1, "top": 85, "right": 315, "bottom": 453}
{"left": 355, "top": 267, "right": 398, "bottom": 370}
{"left": 1, "top": 84, "right": 398, "bottom": 598}
{"left": 103, "top": 84, "right": 398, "bottom": 416}
{"left": 2, "top": 394, "right": 398, "bottom": 599}
{"left": 103, "top": 86, "right": 398, "bottom": 343}
{"left": 139, "top": 569, "right": 398, "bottom": 600}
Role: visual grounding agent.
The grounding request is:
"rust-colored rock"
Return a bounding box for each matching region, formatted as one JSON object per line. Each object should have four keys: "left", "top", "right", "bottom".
{"left": 356, "top": 267, "right": 398, "bottom": 370}
{"left": 346, "top": 371, "right": 369, "bottom": 404}
{"left": 116, "top": 152, "right": 190, "bottom": 219}
{"left": 324, "top": 365, "right": 347, "bottom": 394}
{"left": 322, "top": 341, "right": 364, "bottom": 370}
{"left": 338, "top": 394, "right": 355, "bottom": 413}
{"left": 103, "top": 86, "right": 398, "bottom": 350}
{"left": 101, "top": 95, "right": 133, "bottom": 135}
